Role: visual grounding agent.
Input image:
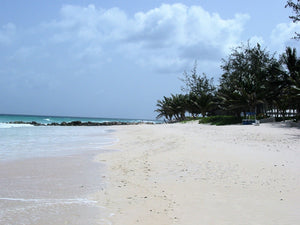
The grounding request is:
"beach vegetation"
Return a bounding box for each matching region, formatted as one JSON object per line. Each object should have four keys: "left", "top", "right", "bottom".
{"left": 218, "top": 43, "right": 280, "bottom": 117}
{"left": 199, "top": 115, "right": 242, "bottom": 126}
{"left": 280, "top": 47, "right": 300, "bottom": 116}
{"left": 155, "top": 63, "right": 218, "bottom": 121}
{"left": 181, "top": 63, "right": 217, "bottom": 118}
{"left": 155, "top": 42, "right": 300, "bottom": 123}
{"left": 180, "top": 61, "right": 216, "bottom": 97}
{"left": 155, "top": 94, "right": 188, "bottom": 121}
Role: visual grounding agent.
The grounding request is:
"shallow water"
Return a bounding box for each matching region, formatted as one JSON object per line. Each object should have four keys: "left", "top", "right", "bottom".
{"left": 0, "top": 126, "right": 115, "bottom": 161}
{"left": 0, "top": 126, "right": 115, "bottom": 224}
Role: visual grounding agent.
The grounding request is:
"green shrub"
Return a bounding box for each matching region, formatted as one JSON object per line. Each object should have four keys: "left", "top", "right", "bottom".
{"left": 180, "top": 117, "right": 201, "bottom": 123}
{"left": 199, "top": 116, "right": 242, "bottom": 126}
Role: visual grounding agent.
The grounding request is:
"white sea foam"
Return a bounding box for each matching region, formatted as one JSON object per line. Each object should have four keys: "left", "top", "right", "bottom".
{"left": 0, "top": 123, "right": 33, "bottom": 129}
{"left": 0, "top": 197, "right": 98, "bottom": 205}
{"left": 0, "top": 197, "right": 107, "bottom": 225}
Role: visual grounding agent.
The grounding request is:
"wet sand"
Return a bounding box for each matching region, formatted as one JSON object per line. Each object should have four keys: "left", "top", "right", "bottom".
{"left": 95, "top": 122, "right": 300, "bottom": 225}
{"left": 0, "top": 151, "right": 107, "bottom": 225}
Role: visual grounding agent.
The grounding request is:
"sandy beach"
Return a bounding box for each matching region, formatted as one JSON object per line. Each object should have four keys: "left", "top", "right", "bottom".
{"left": 95, "top": 122, "right": 300, "bottom": 225}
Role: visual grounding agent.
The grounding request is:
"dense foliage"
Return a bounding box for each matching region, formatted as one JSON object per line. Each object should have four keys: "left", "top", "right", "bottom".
{"left": 155, "top": 44, "right": 300, "bottom": 123}
{"left": 156, "top": 2, "right": 299, "bottom": 124}
{"left": 198, "top": 116, "right": 242, "bottom": 126}
{"left": 218, "top": 43, "right": 281, "bottom": 117}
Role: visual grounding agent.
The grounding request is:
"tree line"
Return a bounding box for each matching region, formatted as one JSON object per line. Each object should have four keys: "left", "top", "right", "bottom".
{"left": 156, "top": 1, "right": 300, "bottom": 122}
{"left": 155, "top": 43, "right": 300, "bottom": 122}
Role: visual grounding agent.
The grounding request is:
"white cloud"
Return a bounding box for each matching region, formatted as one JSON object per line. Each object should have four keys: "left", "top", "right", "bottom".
{"left": 248, "top": 35, "right": 265, "bottom": 46}
{"left": 270, "top": 22, "right": 300, "bottom": 52}
{"left": 39, "top": 4, "right": 249, "bottom": 73}
{"left": 0, "top": 23, "right": 16, "bottom": 45}
{"left": 46, "top": 4, "right": 128, "bottom": 43}
{"left": 122, "top": 4, "right": 249, "bottom": 72}
{"left": 128, "top": 4, "right": 248, "bottom": 72}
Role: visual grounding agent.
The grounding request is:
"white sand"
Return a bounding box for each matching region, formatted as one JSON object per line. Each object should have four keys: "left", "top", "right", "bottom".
{"left": 95, "top": 122, "right": 300, "bottom": 225}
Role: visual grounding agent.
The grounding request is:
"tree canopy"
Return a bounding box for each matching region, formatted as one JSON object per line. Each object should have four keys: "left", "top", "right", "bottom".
{"left": 155, "top": 43, "right": 300, "bottom": 122}
{"left": 218, "top": 43, "right": 279, "bottom": 115}
{"left": 155, "top": 1, "right": 299, "bottom": 122}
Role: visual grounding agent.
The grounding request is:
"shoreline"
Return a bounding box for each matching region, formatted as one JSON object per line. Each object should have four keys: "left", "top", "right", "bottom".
{"left": 0, "top": 124, "right": 118, "bottom": 225}
{"left": 0, "top": 151, "right": 108, "bottom": 225}
{"left": 5, "top": 120, "right": 158, "bottom": 126}
{"left": 95, "top": 122, "right": 300, "bottom": 224}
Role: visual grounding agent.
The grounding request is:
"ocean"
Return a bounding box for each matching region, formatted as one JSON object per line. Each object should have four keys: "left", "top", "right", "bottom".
{"left": 0, "top": 114, "right": 158, "bottom": 126}
{"left": 0, "top": 114, "right": 127, "bottom": 161}
{"left": 0, "top": 113, "right": 161, "bottom": 161}
{"left": 0, "top": 114, "right": 143, "bottom": 224}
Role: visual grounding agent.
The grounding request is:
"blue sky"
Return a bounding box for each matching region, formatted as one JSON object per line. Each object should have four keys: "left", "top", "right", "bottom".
{"left": 0, "top": 0, "right": 299, "bottom": 119}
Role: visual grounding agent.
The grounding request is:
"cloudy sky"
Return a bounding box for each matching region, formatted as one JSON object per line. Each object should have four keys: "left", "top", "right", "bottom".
{"left": 0, "top": 0, "right": 299, "bottom": 119}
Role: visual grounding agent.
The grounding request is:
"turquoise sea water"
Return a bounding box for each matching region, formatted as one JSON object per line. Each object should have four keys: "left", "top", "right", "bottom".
{"left": 0, "top": 114, "right": 160, "bottom": 161}
{"left": 0, "top": 114, "right": 159, "bottom": 126}
{"left": 0, "top": 114, "right": 146, "bottom": 161}
{"left": 0, "top": 115, "right": 119, "bottom": 223}
{"left": 0, "top": 125, "right": 116, "bottom": 161}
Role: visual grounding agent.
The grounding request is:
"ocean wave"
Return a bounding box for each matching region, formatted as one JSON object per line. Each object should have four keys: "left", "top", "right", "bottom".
{"left": 0, "top": 123, "right": 34, "bottom": 129}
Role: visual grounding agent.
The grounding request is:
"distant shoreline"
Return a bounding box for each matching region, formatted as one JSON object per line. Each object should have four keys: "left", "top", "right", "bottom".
{"left": 6, "top": 120, "right": 157, "bottom": 126}
{"left": 0, "top": 114, "right": 162, "bottom": 126}
{"left": 0, "top": 113, "right": 154, "bottom": 122}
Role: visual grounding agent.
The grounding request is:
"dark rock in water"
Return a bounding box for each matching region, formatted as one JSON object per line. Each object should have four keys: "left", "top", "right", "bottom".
{"left": 9, "top": 121, "right": 45, "bottom": 126}
{"left": 8, "top": 120, "right": 149, "bottom": 126}
{"left": 69, "top": 121, "right": 82, "bottom": 126}
{"left": 48, "top": 122, "right": 59, "bottom": 126}
{"left": 9, "top": 121, "right": 26, "bottom": 124}
{"left": 31, "top": 121, "right": 44, "bottom": 126}
{"left": 31, "top": 121, "right": 38, "bottom": 125}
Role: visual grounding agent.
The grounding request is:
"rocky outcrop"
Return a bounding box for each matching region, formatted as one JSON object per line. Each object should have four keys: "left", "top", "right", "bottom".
{"left": 8, "top": 120, "right": 155, "bottom": 126}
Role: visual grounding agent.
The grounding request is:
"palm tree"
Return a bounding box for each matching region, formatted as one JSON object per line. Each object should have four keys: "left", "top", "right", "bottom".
{"left": 217, "top": 88, "right": 248, "bottom": 117}
{"left": 170, "top": 94, "right": 187, "bottom": 121}
{"left": 155, "top": 94, "right": 188, "bottom": 122}
{"left": 186, "top": 93, "right": 201, "bottom": 117}
{"left": 281, "top": 47, "right": 300, "bottom": 118}
{"left": 155, "top": 96, "right": 174, "bottom": 121}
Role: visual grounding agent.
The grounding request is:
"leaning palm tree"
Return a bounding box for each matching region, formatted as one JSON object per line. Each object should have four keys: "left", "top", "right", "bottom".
{"left": 155, "top": 94, "right": 188, "bottom": 122}
{"left": 155, "top": 96, "right": 173, "bottom": 121}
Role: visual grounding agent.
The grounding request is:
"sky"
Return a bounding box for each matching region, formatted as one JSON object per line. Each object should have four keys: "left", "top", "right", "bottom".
{"left": 0, "top": 0, "right": 299, "bottom": 119}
